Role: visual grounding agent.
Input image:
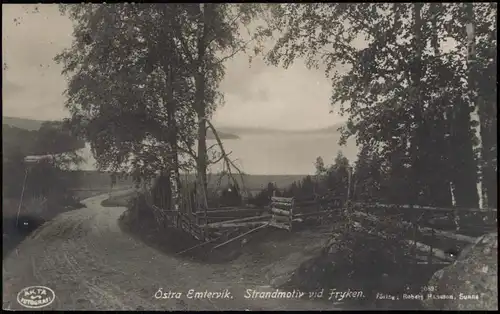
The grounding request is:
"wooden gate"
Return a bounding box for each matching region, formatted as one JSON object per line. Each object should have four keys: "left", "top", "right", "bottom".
{"left": 269, "top": 196, "right": 294, "bottom": 231}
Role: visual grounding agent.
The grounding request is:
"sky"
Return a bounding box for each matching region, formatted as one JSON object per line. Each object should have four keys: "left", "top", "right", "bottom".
{"left": 2, "top": 4, "right": 345, "bottom": 131}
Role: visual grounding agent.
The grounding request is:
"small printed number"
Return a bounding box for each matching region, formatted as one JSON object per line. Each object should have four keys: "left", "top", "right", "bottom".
{"left": 422, "top": 286, "right": 436, "bottom": 292}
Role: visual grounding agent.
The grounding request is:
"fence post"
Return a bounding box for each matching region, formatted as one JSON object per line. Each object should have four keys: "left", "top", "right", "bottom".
{"left": 429, "top": 226, "right": 434, "bottom": 266}
{"left": 15, "top": 168, "right": 30, "bottom": 228}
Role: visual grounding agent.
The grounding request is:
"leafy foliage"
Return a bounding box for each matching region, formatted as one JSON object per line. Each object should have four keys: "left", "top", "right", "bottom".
{"left": 56, "top": 4, "right": 195, "bottom": 182}
{"left": 248, "top": 182, "right": 283, "bottom": 207}
{"left": 55, "top": 4, "right": 270, "bottom": 204}
{"left": 265, "top": 3, "right": 496, "bottom": 208}
{"left": 218, "top": 184, "right": 243, "bottom": 207}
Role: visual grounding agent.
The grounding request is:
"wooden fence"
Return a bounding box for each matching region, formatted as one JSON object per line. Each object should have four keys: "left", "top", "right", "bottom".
{"left": 348, "top": 202, "right": 496, "bottom": 266}
{"left": 269, "top": 196, "right": 295, "bottom": 231}
{"left": 264, "top": 195, "right": 496, "bottom": 267}
{"left": 195, "top": 207, "right": 267, "bottom": 225}
{"left": 139, "top": 176, "right": 496, "bottom": 261}
{"left": 290, "top": 196, "right": 345, "bottom": 223}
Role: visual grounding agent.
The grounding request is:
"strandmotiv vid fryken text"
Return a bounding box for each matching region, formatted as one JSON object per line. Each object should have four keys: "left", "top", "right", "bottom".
{"left": 154, "top": 288, "right": 364, "bottom": 301}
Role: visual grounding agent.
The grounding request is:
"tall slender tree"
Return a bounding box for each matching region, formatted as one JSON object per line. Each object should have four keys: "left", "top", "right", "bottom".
{"left": 464, "top": 3, "right": 497, "bottom": 208}
{"left": 168, "top": 3, "right": 270, "bottom": 211}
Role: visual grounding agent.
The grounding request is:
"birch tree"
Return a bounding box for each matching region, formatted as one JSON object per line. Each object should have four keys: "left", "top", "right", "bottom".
{"left": 56, "top": 4, "right": 269, "bottom": 220}
{"left": 55, "top": 4, "right": 199, "bottom": 222}
{"left": 168, "top": 3, "right": 270, "bottom": 210}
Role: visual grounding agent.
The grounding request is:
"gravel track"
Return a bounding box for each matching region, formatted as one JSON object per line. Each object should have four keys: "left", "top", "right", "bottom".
{"left": 3, "top": 192, "right": 338, "bottom": 311}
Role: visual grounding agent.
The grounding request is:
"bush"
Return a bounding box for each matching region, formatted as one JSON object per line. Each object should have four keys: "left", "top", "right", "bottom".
{"left": 126, "top": 193, "right": 155, "bottom": 225}
{"left": 218, "top": 184, "right": 242, "bottom": 207}
{"left": 283, "top": 204, "right": 415, "bottom": 301}
{"left": 247, "top": 182, "right": 282, "bottom": 207}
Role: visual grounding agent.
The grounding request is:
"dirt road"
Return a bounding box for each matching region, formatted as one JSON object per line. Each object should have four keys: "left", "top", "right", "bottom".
{"left": 3, "top": 192, "right": 338, "bottom": 311}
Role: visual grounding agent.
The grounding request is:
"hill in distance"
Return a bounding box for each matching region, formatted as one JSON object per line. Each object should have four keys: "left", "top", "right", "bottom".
{"left": 3, "top": 116, "right": 239, "bottom": 140}
{"left": 2, "top": 116, "right": 52, "bottom": 131}
{"left": 216, "top": 122, "right": 345, "bottom": 136}
{"left": 3, "top": 116, "right": 345, "bottom": 139}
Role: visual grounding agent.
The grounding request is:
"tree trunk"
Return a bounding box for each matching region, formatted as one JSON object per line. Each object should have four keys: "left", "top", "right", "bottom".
{"left": 166, "top": 63, "right": 181, "bottom": 226}
{"left": 445, "top": 94, "right": 479, "bottom": 209}
{"left": 478, "top": 95, "right": 498, "bottom": 208}
{"left": 427, "top": 112, "right": 453, "bottom": 207}
{"left": 450, "top": 2, "right": 480, "bottom": 209}
{"left": 469, "top": 3, "right": 498, "bottom": 209}
{"left": 409, "top": 3, "right": 426, "bottom": 206}
{"left": 162, "top": 8, "right": 182, "bottom": 226}
{"left": 194, "top": 3, "right": 212, "bottom": 213}
{"left": 196, "top": 74, "right": 208, "bottom": 212}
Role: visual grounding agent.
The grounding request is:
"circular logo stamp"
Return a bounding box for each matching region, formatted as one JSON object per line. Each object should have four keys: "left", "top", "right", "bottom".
{"left": 16, "top": 286, "right": 55, "bottom": 309}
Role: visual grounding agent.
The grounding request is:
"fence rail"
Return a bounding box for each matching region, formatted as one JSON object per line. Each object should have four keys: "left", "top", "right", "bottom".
{"left": 355, "top": 202, "right": 497, "bottom": 213}
{"left": 271, "top": 196, "right": 494, "bottom": 266}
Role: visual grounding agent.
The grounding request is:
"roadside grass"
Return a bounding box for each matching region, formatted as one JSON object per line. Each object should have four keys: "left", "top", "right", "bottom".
{"left": 117, "top": 202, "right": 209, "bottom": 262}
{"left": 101, "top": 190, "right": 138, "bottom": 207}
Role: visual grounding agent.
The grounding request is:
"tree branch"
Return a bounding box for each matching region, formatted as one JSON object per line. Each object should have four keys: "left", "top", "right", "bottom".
{"left": 207, "top": 143, "right": 218, "bottom": 151}
{"left": 177, "top": 137, "right": 198, "bottom": 160}
{"left": 208, "top": 151, "right": 232, "bottom": 165}
{"left": 215, "top": 38, "right": 254, "bottom": 65}
{"left": 203, "top": 118, "right": 249, "bottom": 197}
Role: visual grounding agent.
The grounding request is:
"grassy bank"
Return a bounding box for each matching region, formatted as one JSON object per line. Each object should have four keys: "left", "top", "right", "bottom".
{"left": 117, "top": 198, "right": 238, "bottom": 264}
{"left": 116, "top": 191, "right": 273, "bottom": 264}
{"left": 2, "top": 196, "right": 85, "bottom": 259}
{"left": 101, "top": 190, "right": 138, "bottom": 207}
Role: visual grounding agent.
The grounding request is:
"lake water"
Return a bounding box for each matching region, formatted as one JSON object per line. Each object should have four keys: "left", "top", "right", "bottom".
{"left": 76, "top": 134, "right": 359, "bottom": 175}
{"left": 73, "top": 135, "right": 486, "bottom": 207}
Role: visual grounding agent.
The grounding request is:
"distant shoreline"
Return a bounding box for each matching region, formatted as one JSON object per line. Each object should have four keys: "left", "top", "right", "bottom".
{"left": 3, "top": 116, "right": 345, "bottom": 139}
{"left": 3, "top": 116, "right": 241, "bottom": 140}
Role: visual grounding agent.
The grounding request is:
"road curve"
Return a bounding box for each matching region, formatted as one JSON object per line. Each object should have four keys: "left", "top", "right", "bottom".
{"left": 3, "top": 192, "right": 337, "bottom": 311}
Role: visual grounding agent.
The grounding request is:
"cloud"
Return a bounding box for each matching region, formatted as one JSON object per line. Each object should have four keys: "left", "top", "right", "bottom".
{"left": 2, "top": 4, "right": 72, "bottom": 120}
{"left": 2, "top": 4, "right": 345, "bottom": 130}
{"left": 214, "top": 55, "right": 342, "bottom": 130}
{"left": 2, "top": 80, "right": 25, "bottom": 99}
